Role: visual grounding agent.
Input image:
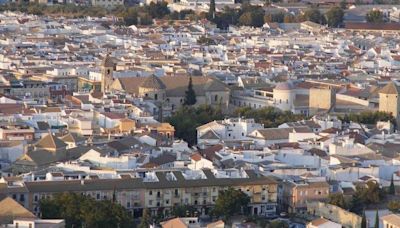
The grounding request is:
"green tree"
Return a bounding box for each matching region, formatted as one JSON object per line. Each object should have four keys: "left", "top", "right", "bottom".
{"left": 213, "top": 187, "right": 250, "bottom": 220}
{"left": 139, "top": 208, "right": 151, "bottom": 228}
{"left": 40, "top": 192, "right": 133, "bottom": 228}
{"left": 146, "top": 1, "right": 170, "bottom": 19}
{"left": 340, "top": 0, "right": 347, "bottom": 9}
{"left": 166, "top": 105, "right": 224, "bottom": 145}
{"left": 388, "top": 200, "right": 400, "bottom": 213}
{"left": 238, "top": 4, "right": 265, "bottom": 27}
{"left": 366, "top": 10, "right": 384, "bottom": 23}
{"left": 328, "top": 192, "right": 347, "bottom": 209}
{"left": 264, "top": 12, "right": 285, "bottom": 23}
{"left": 326, "top": 6, "right": 344, "bottom": 27}
{"left": 269, "top": 220, "right": 289, "bottom": 228}
{"left": 184, "top": 77, "right": 197, "bottom": 106}
{"left": 234, "top": 106, "right": 304, "bottom": 128}
{"left": 239, "top": 11, "right": 253, "bottom": 26}
{"left": 390, "top": 176, "right": 396, "bottom": 195}
{"left": 374, "top": 210, "right": 379, "bottom": 228}
{"left": 209, "top": 0, "right": 216, "bottom": 19}
{"left": 361, "top": 211, "right": 367, "bottom": 228}
{"left": 350, "top": 181, "right": 385, "bottom": 214}
{"left": 350, "top": 192, "right": 364, "bottom": 214}
{"left": 216, "top": 6, "right": 239, "bottom": 29}
{"left": 302, "top": 8, "right": 326, "bottom": 24}
{"left": 171, "top": 205, "right": 197, "bottom": 217}
{"left": 340, "top": 111, "right": 394, "bottom": 125}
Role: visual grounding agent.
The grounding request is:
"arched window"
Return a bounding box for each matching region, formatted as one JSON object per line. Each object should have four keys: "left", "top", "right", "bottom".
{"left": 214, "top": 94, "right": 218, "bottom": 102}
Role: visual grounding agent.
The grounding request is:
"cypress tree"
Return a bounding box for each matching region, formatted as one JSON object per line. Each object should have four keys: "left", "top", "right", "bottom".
{"left": 209, "top": 0, "right": 216, "bottom": 19}
{"left": 390, "top": 176, "right": 396, "bottom": 195}
{"left": 184, "top": 77, "right": 197, "bottom": 106}
{"left": 374, "top": 210, "right": 379, "bottom": 228}
{"left": 139, "top": 208, "right": 151, "bottom": 228}
{"left": 361, "top": 210, "right": 367, "bottom": 228}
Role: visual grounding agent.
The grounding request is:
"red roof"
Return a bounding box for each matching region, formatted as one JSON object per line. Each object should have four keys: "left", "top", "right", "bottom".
{"left": 345, "top": 22, "right": 400, "bottom": 31}
{"left": 191, "top": 153, "right": 202, "bottom": 162}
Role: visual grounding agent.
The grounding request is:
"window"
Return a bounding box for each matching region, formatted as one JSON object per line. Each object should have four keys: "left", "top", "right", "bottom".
{"left": 96, "top": 194, "right": 100, "bottom": 200}
{"left": 154, "top": 94, "right": 158, "bottom": 100}
{"left": 166, "top": 200, "right": 169, "bottom": 204}
{"left": 214, "top": 95, "right": 218, "bottom": 102}
{"left": 149, "top": 200, "right": 153, "bottom": 205}
{"left": 149, "top": 191, "right": 152, "bottom": 195}
{"left": 127, "top": 202, "right": 130, "bottom": 208}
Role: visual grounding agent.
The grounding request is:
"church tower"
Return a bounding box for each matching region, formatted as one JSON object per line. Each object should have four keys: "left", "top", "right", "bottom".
{"left": 101, "top": 55, "right": 116, "bottom": 93}
{"left": 379, "top": 81, "right": 400, "bottom": 126}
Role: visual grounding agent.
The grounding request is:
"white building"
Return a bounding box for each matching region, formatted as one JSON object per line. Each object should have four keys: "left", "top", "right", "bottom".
{"left": 197, "top": 118, "right": 264, "bottom": 145}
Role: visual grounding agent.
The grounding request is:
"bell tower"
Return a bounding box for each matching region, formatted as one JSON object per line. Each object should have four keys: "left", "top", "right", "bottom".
{"left": 101, "top": 54, "right": 116, "bottom": 93}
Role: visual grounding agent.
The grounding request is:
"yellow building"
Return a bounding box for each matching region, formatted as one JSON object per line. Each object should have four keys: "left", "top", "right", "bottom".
{"left": 0, "top": 170, "right": 278, "bottom": 219}
{"left": 379, "top": 82, "right": 400, "bottom": 125}
{"left": 309, "top": 87, "right": 335, "bottom": 115}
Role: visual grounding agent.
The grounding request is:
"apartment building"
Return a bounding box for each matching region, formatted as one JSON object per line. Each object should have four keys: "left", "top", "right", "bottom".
{"left": 0, "top": 170, "right": 278, "bottom": 219}
{"left": 0, "top": 124, "right": 35, "bottom": 141}
{"left": 9, "top": 80, "right": 50, "bottom": 99}
{"left": 279, "top": 179, "right": 330, "bottom": 213}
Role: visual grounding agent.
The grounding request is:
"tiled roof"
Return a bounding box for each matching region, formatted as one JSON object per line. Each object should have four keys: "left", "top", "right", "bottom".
{"left": 35, "top": 133, "right": 67, "bottom": 151}
{"left": 379, "top": 82, "right": 400, "bottom": 95}
{"left": 0, "top": 197, "right": 36, "bottom": 224}
{"left": 140, "top": 75, "right": 166, "bottom": 89}
{"left": 117, "top": 76, "right": 228, "bottom": 97}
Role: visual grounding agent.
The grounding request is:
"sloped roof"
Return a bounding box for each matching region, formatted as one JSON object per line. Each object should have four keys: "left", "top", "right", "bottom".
{"left": 60, "top": 133, "right": 76, "bottom": 143}
{"left": 140, "top": 75, "right": 166, "bottom": 89}
{"left": 36, "top": 121, "right": 50, "bottom": 131}
{"left": 204, "top": 78, "right": 229, "bottom": 92}
{"left": 381, "top": 214, "right": 400, "bottom": 226}
{"left": 161, "top": 218, "right": 188, "bottom": 228}
{"left": 117, "top": 76, "right": 228, "bottom": 97}
{"left": 199, "top": 129, "right": 221, "bottom": 140}
{"left": 379, "top": 82, "right": 400, "bottom": 95}
{"left": 0, "top": 197, "right": 36, "bottom": 224}
{"left": 35, "top": 134, "right": 67, "bottom": 151}
{"left": 310, "top": 218, "right": 329, "bottom": 226}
